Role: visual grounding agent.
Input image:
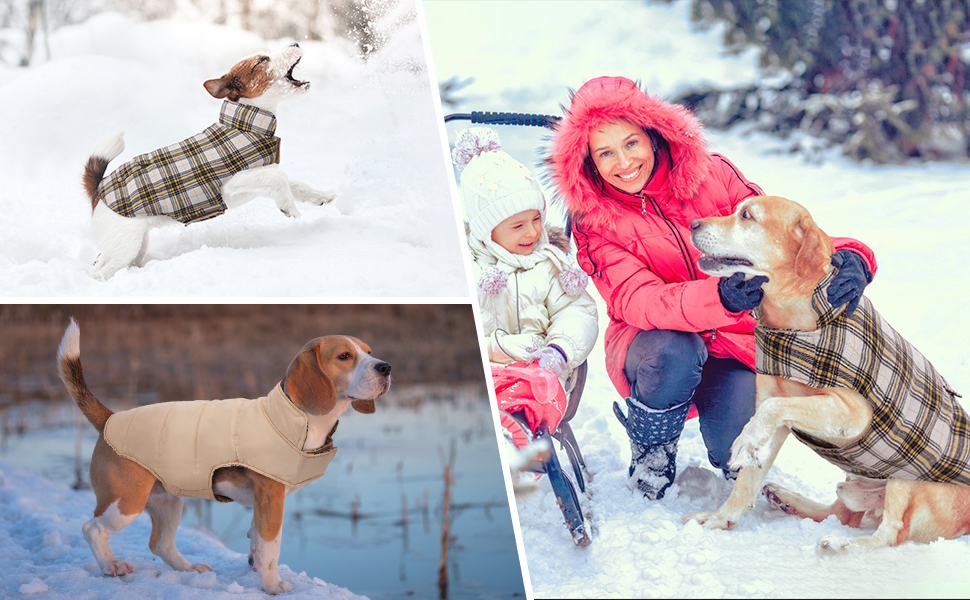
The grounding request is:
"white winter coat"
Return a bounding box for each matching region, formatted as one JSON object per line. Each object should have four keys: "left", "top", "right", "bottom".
{"left": 470, "top": 225, "right": 599, "bottom": 394}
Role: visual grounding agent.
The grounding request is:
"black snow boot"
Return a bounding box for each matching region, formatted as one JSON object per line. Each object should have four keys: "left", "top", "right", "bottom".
{"left": 613, "top": 397, "right": 691, "bottom": 500}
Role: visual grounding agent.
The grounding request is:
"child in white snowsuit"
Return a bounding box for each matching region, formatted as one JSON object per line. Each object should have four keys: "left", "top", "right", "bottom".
{"left": 453, "top": 127, "right": 599, "bottom": 475}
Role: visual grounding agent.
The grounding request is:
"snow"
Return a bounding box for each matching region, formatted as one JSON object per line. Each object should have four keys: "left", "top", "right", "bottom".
{"left": 0, "top": 7, "right": 465, "bottom": 297}
{"left": 0, "top": 461, "right": 365, "bottom": 599}
{"left": 424, "top": 1, "right": 970, "bottom": 598}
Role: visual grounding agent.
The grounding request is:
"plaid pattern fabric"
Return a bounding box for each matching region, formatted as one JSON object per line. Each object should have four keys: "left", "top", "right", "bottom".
{"left": 98, "top": 100, "right": 281, "bottom": 225}
{"left": 756, "top": 268, "right": 970, "bottom": 486}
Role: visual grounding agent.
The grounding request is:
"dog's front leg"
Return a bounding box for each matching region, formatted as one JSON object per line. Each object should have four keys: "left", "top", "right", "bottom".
{"left": 289, "top": 180, "right": 336, "bottom": 206}
{"left": 252, "top": 474, "right": 292, "bottom": 594}
{"left": 223, "top": 166, "right": 301, "bottom": 218}
{"left": 684, "top": 426, "right": 789, "bottom": 530}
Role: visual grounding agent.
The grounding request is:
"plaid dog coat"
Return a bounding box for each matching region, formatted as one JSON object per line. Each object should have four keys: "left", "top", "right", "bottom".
{"left": 756, "top": 268, "right": 970, "bottom": 486}
{"left": 98, "top": 100, "right": 281, "bottom": 225}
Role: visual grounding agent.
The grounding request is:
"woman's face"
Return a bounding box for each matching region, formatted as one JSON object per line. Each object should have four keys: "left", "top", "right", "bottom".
{"left": 588, "top": 120, "right": 655, "bottom": 195}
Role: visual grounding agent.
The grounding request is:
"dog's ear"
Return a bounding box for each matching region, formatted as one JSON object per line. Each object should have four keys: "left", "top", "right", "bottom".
{"left": 351, "top": 399, "right": 376, "bottom": 414}
{"left": 793, "top": 214, "right": 832, "bottom": 280}
{"left": 204, "top": 76, "right": 234, "bottom": 100}
{"left": 284, "top": 342, "right": 337, "bottom": 416}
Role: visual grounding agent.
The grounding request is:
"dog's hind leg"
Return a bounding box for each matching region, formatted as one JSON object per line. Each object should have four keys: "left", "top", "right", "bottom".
{"left": 290, "top": 179, "right": 336, "bottom": 206}
{"left": 91, "top": 202, "right": 150, "bottom": 280}
{"left": 763, "top": 481, "right": 873, "bottom": 527}
{"left": 145, "top": 486, "right": 212, "bottom": 573}
{"left": 84, "top": 438, "right": 155, "bottom": 575}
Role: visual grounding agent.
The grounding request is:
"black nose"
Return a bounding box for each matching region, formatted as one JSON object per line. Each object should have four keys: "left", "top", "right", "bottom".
{"left": 376, "top": 362, "right": 391, "bottom": 375}
{"left": 690, "top": 219, "right": 702, "bottom": 231}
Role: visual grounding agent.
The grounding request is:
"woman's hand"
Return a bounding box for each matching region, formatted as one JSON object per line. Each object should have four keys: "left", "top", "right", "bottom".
{"left": 828, "top": 250, "right": 872, "bottom": 316}
{"left": 718, "top": 272, "right": 768, "bottom": 313}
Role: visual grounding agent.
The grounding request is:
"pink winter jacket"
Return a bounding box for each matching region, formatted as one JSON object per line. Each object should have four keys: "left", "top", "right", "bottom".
{"left": 548, "top": 76, "right": 877, "bottom": 398}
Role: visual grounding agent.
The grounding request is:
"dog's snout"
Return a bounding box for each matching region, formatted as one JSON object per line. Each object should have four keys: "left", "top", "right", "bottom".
{"left": 375, "top": 362, "right": 391, "bottom": 376}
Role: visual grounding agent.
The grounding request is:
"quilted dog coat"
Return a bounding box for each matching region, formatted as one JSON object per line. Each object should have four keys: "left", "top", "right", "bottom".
{"left": 98, "top": 100, "right": 281, "bottom": 225}
{"left": 102, "top": 382, "right": 336, "bottom": 501}
{"left": 756, "top": 268, "right": 970, "bottom": 486}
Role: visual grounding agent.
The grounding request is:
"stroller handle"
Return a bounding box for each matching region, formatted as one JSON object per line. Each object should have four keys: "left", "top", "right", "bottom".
{"left": 445, "top": 111, "right": 560, "bottom": 129}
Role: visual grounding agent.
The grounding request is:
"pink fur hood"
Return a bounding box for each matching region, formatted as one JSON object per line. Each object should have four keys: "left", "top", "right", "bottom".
{"left": 548, "top": 76, "right": 712, "bottom": 229}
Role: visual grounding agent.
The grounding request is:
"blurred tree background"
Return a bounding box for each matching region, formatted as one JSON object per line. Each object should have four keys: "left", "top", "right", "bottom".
{"left": 662, "top": 0, "right": 970, "bottom": 163}
{"left": 0, "top": 0, "right": 411, "bottom": 66}
{"left": 0, "top": 305, "right": 486, "bottom": 407}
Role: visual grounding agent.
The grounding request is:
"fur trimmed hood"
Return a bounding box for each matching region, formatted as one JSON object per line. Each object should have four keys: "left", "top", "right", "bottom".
{"left": 548, "top": 76, "right": 712, "bottom": 230}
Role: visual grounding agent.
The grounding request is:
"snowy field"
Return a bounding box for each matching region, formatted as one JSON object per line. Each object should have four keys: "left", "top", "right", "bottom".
{"left": 0, "top": 6, "right": 466, "bottom": 298}
{"left": 0, "top": 460, "right": 366, "bottom": 599}
{"left": 424, "top": 1, "right": 970, "bottom": 598}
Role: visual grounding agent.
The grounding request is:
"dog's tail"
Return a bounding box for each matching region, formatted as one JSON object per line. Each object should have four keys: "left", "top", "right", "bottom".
{"left": 57, "top": 318, "right": 113, "bottom": 434}
{"left": 82, "top": 132, "right": 125, "bottom": 212}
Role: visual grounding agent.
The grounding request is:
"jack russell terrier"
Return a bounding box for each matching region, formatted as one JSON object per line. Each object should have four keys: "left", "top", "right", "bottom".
{"left": 82, "top": 43, "right": 336, "bottom": 280}
{"left": 57, "top": 319, "right": 391, "bottom": 594}
{"left": 685, "top": 195, "right": 970, "bottom": 554}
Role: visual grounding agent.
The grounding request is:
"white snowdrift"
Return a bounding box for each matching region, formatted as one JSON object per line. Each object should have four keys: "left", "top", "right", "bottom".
{"left": 0, "top": 461, "right": 366, "bottom": 599}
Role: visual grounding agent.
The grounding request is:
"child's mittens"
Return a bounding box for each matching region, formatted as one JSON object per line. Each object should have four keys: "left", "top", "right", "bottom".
{"left": 526, "top": 345, "right": 568, "bottom": 377}
{"left": 478, "top": 265, "right": 508, "bottom": 296}
{"left": 559, "top": 267, "right": 589, "bottom": 296}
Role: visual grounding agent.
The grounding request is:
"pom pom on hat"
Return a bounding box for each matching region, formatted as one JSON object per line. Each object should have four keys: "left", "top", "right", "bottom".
{"left": 452, "top": 127, "right": 502, "bottom": 170}
{"left": 478, "top": 265, "right": 509, "bottom": 295}
{"left": 559, "top": 268, "right": 588, "bottom": 297}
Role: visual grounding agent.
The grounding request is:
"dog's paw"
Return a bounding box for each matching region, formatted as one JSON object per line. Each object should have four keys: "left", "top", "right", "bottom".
{"left": 728, "top": 420, "right": 772, "bottom": 470}
{"left": 682, "top": 510, "right": 737, "bottom": 531}
{"left": 101, "top": 559, "right": 134, "bottom": 576}
{"left": 308, "top": 189, "right": 336, "bottom": 205}
{"left": 191, "top": 563, "right": 212, "bottom": 573}
{"left": 279, "top": 204, "right": 302, "bottom": 219}
{"left": 817, "top": 534, "right": 854, "bottom": 555}
{"left": 762, "top": 483, "right": 799, "bottom": 515}
{"left": 262, "top": 580, "right": 294, "bottom": 595}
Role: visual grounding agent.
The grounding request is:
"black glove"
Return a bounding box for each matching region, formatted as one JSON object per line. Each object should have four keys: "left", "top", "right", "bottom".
{"left": 718, "top": 272, "right": 768, "bottom": 313}
{"left": 828, "top": 250, "right": 872, "bottom": 317}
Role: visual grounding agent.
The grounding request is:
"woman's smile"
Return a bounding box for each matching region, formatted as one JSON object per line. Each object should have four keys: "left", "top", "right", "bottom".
{"left": 589, "top": 120, "right": 655, "bottom": 194}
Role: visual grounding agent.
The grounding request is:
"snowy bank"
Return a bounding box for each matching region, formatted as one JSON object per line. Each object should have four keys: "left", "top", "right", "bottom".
{"left": 0, "top": 460, "right": 366, "bottom": 599}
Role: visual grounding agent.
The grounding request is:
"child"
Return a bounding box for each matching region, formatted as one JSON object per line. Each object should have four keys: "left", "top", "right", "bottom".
{"left": 453, "top": 127, "right": 599, "bottom": 479}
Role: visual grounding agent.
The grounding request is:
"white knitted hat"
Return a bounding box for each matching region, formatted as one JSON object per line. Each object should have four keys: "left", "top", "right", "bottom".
{"left": 452, "top": 127, "right": 546, "bottom": 242}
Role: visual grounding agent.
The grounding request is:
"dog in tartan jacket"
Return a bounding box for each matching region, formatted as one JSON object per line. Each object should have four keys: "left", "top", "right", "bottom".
{"left": 82, "top": 44, "right": 336, "bottom": 281}
{"left": 685, "top": 195, "right": 970, "bottom": 554}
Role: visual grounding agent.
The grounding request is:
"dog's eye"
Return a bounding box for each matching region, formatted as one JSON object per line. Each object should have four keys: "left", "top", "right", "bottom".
{"left": 741, "top": 210, "right": 753, "bottom": 220}
{"left": 338, "top": 352, "right": 352, "bottom": 360}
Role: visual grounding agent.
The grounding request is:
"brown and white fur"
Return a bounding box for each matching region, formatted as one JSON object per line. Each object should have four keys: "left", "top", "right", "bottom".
{"left": 82, "top": 43, "right": 337, "bottom": 281}
{"left": 57, "top": 319, "right": 391, "bottom": 593}
{"left": 683, "top": 195, "right": 970, "bottom": 553}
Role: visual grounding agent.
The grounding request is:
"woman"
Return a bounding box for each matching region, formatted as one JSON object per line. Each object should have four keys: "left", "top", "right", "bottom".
{"left": 548, "top": 76, "right": 877, "bottom": 499}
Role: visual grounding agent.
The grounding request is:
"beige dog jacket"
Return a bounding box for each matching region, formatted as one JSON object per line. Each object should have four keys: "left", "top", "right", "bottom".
{"left": 103, "top": 382, "right": 336, "bottom": 501}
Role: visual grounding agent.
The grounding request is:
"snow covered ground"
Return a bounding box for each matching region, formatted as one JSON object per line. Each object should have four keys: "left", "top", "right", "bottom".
{"left": 0, "top": 6, "right": 466, "bottom": 297}
{"left": 424, "top": 1, "right": 970, "bottom": 597}
{"left": 0, "top": 460, "right": 365, "bottom": 599}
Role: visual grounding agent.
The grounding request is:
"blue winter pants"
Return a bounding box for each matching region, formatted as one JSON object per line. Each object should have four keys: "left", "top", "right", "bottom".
{"left": 623, "top": 329, "right": 757, "bottom": 472}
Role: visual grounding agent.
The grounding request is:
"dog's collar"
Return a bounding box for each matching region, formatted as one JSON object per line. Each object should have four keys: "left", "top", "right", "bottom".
{"left": 809, "top": 266, "right": 846, "bottom": 330}
{"left": 220, "top": 100, "right": 277, "bottom": 137}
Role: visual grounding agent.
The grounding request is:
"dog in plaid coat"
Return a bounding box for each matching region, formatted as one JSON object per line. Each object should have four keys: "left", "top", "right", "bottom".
{"left": 686, "top": 195, "right": 970, "bottom": 554}
{"left": 82, "top": 44, "right": 336, "bottom": 281}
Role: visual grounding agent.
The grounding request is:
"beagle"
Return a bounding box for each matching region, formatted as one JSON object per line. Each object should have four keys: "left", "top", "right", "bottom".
{"left": 57, "top": 319, "right": 391, "bottom": 594}
{"left": 684, "top": 195, "right": 970, "bottom": 553}
{"left": 82, "top": 43, "right": 337, "bottom": 281}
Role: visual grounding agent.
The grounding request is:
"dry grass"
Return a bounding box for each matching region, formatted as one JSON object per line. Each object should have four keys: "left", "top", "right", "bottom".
{"left": 0, "top": 304, "right": 487, "bottom": 407}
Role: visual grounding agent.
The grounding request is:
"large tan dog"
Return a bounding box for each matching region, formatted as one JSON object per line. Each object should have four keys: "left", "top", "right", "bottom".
{"left": 684, "top": 195, "right": 970, "bottom": 553}
{"left": 57, "top": 319, "right": 391, "bottom": 593}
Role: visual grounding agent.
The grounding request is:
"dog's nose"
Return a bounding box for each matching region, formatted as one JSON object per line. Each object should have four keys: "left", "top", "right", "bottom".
{"left": 690, "top": 219, "right": 702, "bottom": 231}
{"left": 375, "top": 362, "right": 391, "bottom": 376}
